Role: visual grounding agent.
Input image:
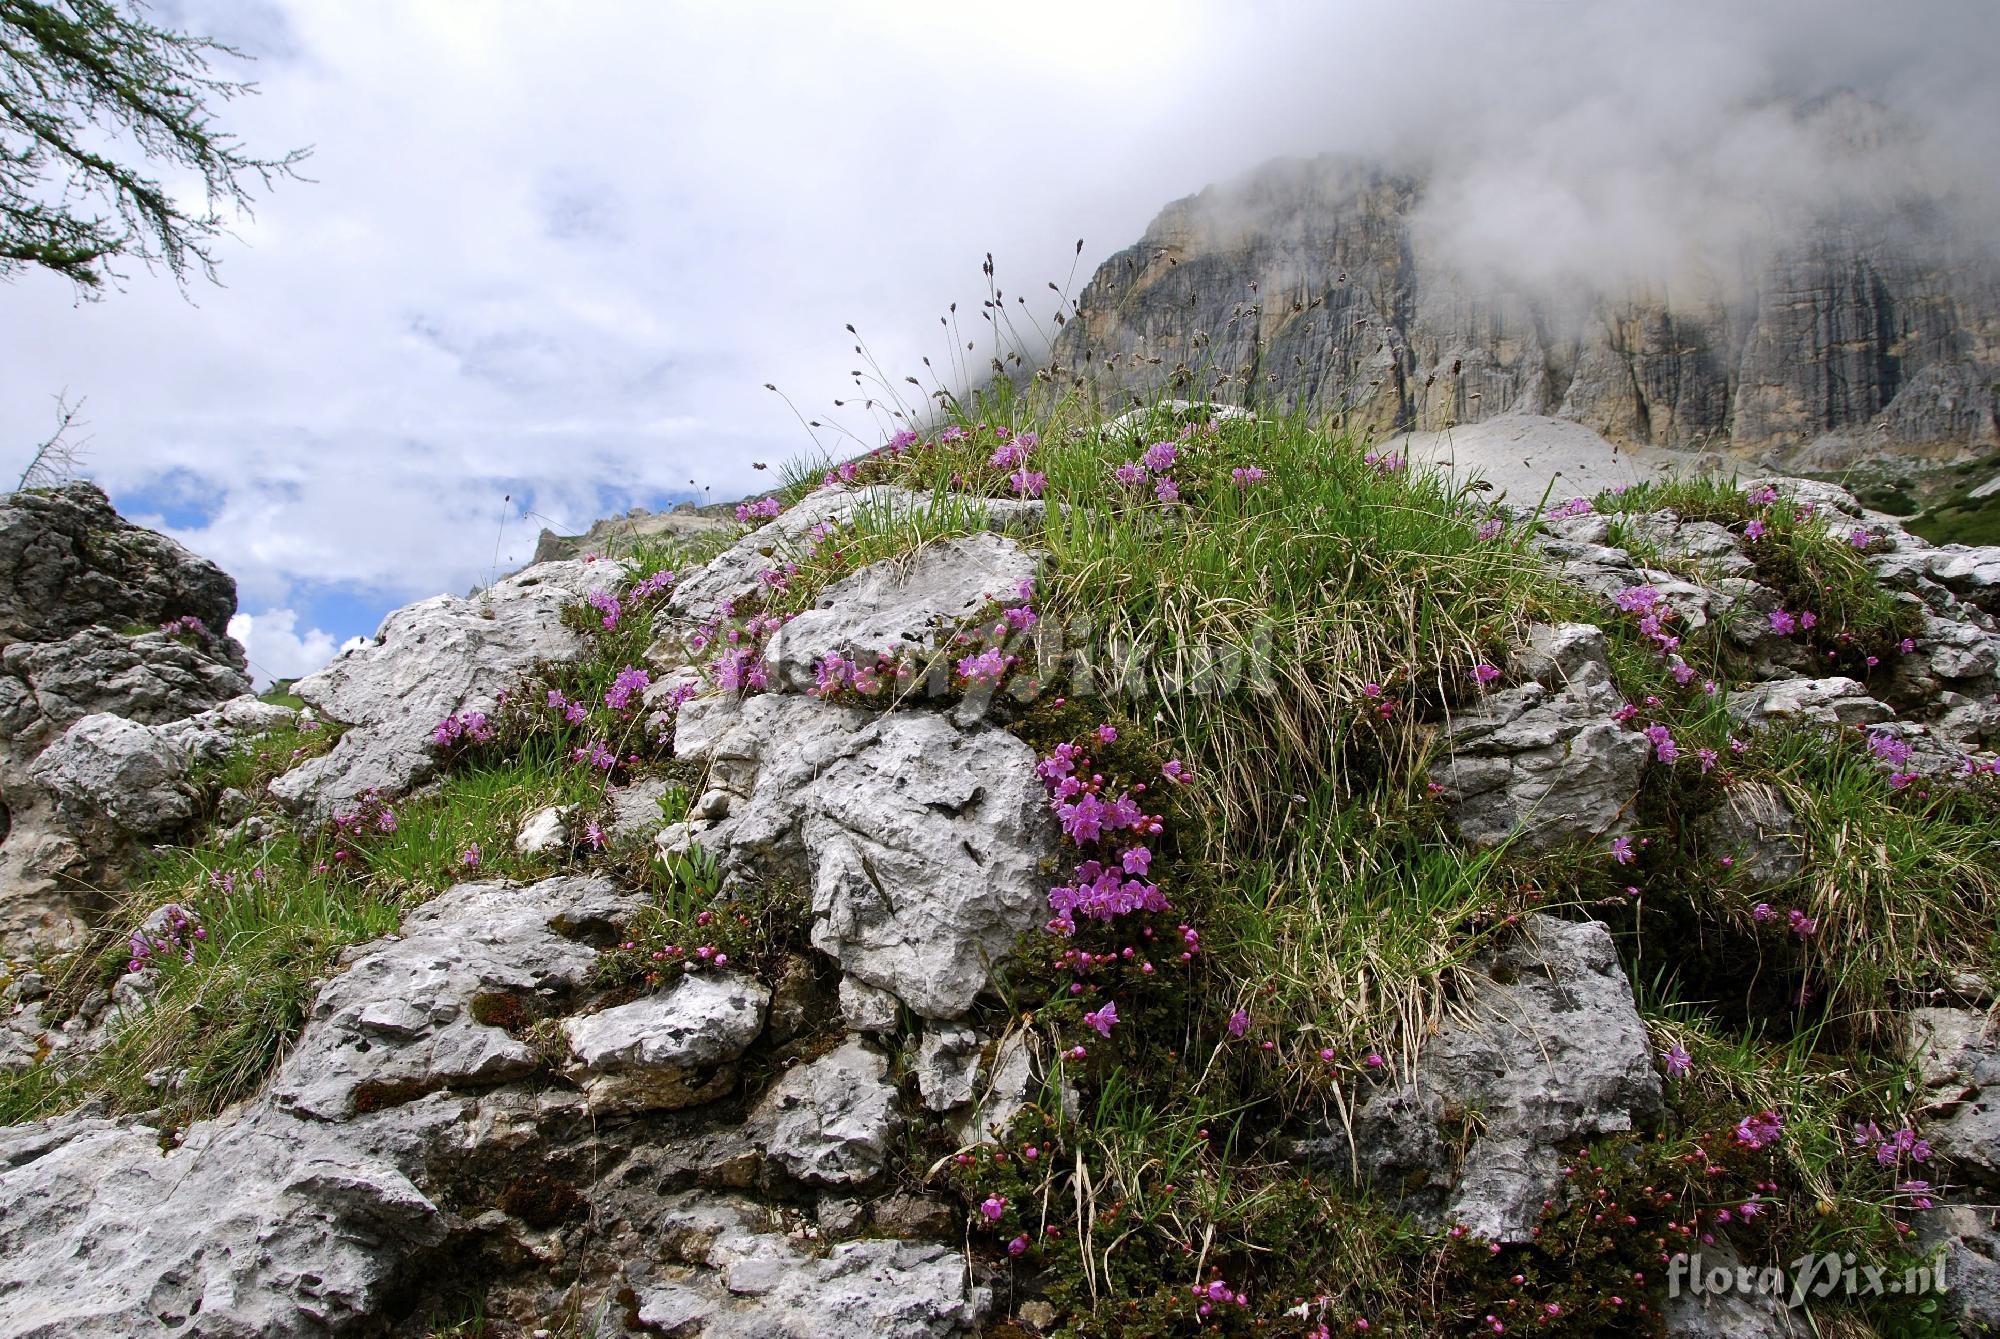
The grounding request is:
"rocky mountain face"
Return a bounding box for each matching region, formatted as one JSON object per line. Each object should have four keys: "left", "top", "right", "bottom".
{"left": 1052, "top": 157, "right": 2000, "bottom": 469}
{"left": 529, "top": 502, "right": 730, "bottom": 566}
{"left": 0, "top": 483, "right": 252, "bottom": 947}
{"left": 4, "top": 459, "right": 2000, "bottom": 1334}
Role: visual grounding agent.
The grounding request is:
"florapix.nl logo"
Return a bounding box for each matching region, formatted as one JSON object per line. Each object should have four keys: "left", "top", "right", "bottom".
{"left": 1668, "top": 1250, "right": 1948, "bottom": 1308}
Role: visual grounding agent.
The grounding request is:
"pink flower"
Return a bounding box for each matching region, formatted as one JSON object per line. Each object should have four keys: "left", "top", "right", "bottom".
{"left": 604, "top": 666, "right": 651, "bottom": 711}
{"left": 1083, "top": 1001, "right": 1119, "bottom": 1037}
{"left": 1227, "top": 1009, "right": 1251, "bottom": 1038}
{"left": 956, "top": 648, "right": 1014, "bottom": 685}
{"left": 979, "top": 1196, "right": 1006, "bottom": 1222}
{"left": 1768, "top": 609, "right": 1798, "bottom": 636}
{"left": 1734, "top": 1110, "right": 1784, "bottom": 1150}
{"left": 1471, "top": 662, "right": 1501, "bottom": 686}
{"left": 1161, "top": 760, "right": 1192, "bottom": 784}
{"left": 1610, "top": 836, "right": 1635, "bottom": 865}
{"left": 1868, "top": 730, "right": 1913, "bottom": 767}
{"left": 1475, "top": 518, "right": 1504, "bottom": 541}
{"left": 1008, "top": 468, "right": 1046, "bottom": 498}
{"left": 1662, "top": 1043, "right": 1692, "bottom": 1078}
{"left": 1644, "top": 723, "right": 1679, "bottom": 763}
{"left": 1141, "top": 441, "right": 1178, "bottom": 473}
{"left": 1744, "top": 518, "right": 1767, "bottom": 540}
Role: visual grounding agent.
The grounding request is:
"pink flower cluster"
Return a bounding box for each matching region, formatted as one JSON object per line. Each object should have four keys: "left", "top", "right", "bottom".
{"left": 1036, "top": 738, "right": 1169, "bottom": 937}
{"left": 604, "top": 666, "right": 650, "bottom": 711}
{"left": 956, "top": 647, "right": 1015, "bottom": 686}
{"left": 1733, "top": 1110, "right": 1784, "bottom": 1151}
{"left": 158, "top": 614, "right": 208, "bottom": 638}
{"left": 1614, "top": 584, "right": 1682, "bottom": 657}
{"left": 810, "top": 651, "right": 911, "bottom": 699}
{"left": 430, "top": 710, "right": 495, "bottom": 748}
{"left": 988, "top": 430, "right": 1045, "bottom": 497}
{"left": 587, "top": 588, "right": 623, "bottom": 630}
{"left": 1190, "top": 1277, "right": 1249, "bottom": 1316}
{"left": 1113, "top": 435, "right": 1201, "bottom": 506}
{"left": 127, "top": 904, "right": 204, "bottom": 972}
{"left": 581, "top": 570, "right": 680, "bottom": 634}
{"left": 734, "top": 496, "right": 782, "bottom": 525}
{"left": 683, "top": 602, "right": 787, "bottom": 696}
{"left": 1854, "top": 1121, "right": 1932, "bottom": 1169}
{"left": 572, "top": 739, "right": 616, "bottom": 770}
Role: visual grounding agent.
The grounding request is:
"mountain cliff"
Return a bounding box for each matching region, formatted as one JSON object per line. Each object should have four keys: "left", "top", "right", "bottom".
{"left": 1052, "top": 155, "right": 2000, "bottom": 470}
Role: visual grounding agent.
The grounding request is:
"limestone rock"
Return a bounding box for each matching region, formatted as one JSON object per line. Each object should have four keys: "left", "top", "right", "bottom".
{"left": 667, "top": 485, "right": 1047, "bottom": 627}
{"left": 604, "top": 775, "right": 677, "bottom": 842}
{"left": 1725, "top": 677, "right": 1894, "bottom": 730}
{"left": 271, "top": 876, "right": 642, "bottom": 1120}
{"left": 529, "top": 503, "right": 730, "bottom": 565}
{"left": 30, "top": 712, "right": 200, "bottom": 839}
{"left": 763, "top": 531, "right": 1042, "bottom": 692}
{"left": 0, "top": 482, "right": 240, "bottom": 653}
{"left": 1907, "top": 1008, "right": 2000, "bottom": 1189}
{"left": 1339, "top": 915, "right": 1664, "bottom": 1243}
{"left": 513, "top": 804, "right": 571, "bottom": 855}
{"left": 668, "top": 692, "right": 1058, "bottom": 1019}
{"left": 1661, "top": 1236, "right": 1806, "bottom": 1337}
{"left": 839, "top": 975, "right": 902, "bottom": 1036}
{"left": 0, "top": 628, "right": 252, "bottom": 739}
{"left": 561, "top": 973, "right": 769, "bottom": 1113}
{"left": 1906, "top": 1008, "right": 2000, "bottom": 1334}
{"left": 270, "top": 559, "right": 622, "bottom": 817}
{"left": 0, "top": 635, "right": 256, "bottom": 945}
{"left": 1915, "top": 1206, "right": 2000, "bottom": 1333}
{"left": 915, "top": 1024, "right": 984, "bottom": 1113}
{"left": 1691, "top": 783, "right": 1803, "bottom": 887}
{"left": 1105, "top": 400, "right": 1255, "bottom": 436}
{"left": 0, "top": 1106, "right": 453, "bottom": 1337}
{"left": 0, "top": 876, "right": 637, "bottom": 1339}
{"left": 1436, "top": 624, "right": 1650, "bottom": 849}
{"left": 749, "top": 1039, "right": 901, "bottom": 1186}
{"left": 632, "top": 1191, "right": 982, "bottom": 1337}
{"left": 1615, "top": 511, "right": 1754, "bottom": 578}
{"left": 953, "top": 1030, "right": 1038, "bottom": 1146}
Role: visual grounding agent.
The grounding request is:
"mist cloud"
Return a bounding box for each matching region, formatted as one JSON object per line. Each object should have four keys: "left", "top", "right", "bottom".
{"left": 4, "top": 1, "right": 1994, "bottom": 670}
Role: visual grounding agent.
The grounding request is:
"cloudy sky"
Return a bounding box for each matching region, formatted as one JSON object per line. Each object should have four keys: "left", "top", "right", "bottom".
{"left": 4, "top": 1, "right": 1994, "bottom": 685}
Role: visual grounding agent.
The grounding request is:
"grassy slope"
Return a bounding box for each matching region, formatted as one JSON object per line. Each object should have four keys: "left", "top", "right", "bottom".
{"left": 2, "top": 398, "right": 1988, "bottom": 1336}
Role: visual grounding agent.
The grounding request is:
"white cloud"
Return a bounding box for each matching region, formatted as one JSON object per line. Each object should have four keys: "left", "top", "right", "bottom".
{"left": 226, "top": 608, "right": 343, "bottom": 688}
{"left": 6, "top": 1, "right": 1997, "bottom": 642}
